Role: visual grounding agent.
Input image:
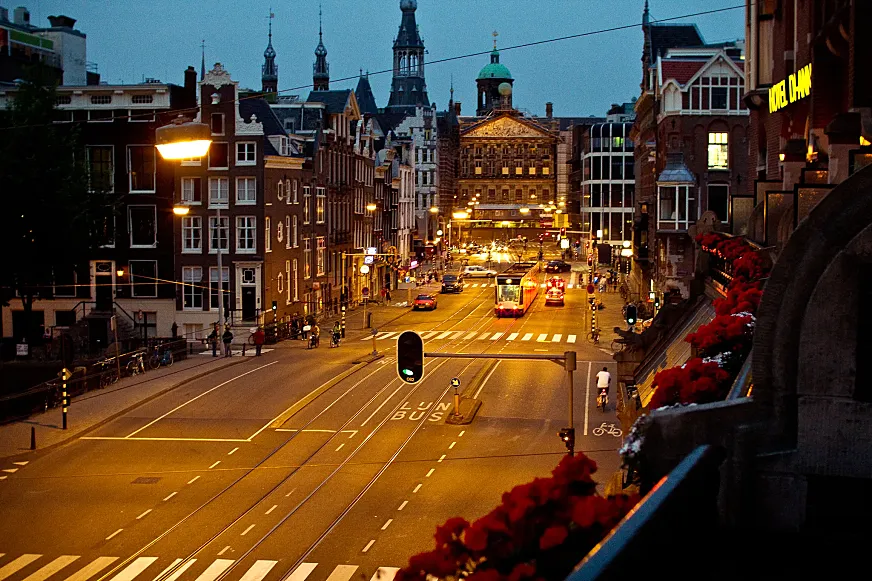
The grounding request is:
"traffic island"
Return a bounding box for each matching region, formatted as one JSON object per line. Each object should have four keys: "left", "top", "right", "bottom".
{"left": 445, "top": 397, "right": 482, "bottom": 425}
{"left": 350, "top": 352, "right": 384, "bottom": 365}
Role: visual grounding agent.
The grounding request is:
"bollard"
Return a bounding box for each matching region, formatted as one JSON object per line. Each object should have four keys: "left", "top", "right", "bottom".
{"left": 453, "top": 387, "right": 460, "bottom": 418}
{"left": 242, "top": 343, "right": 246, "bottom": 356}
{"left": 341, "top": 306, "right": 346, "bottom": 338}
{"left": 30, "top": 426, "right": 36, "bottom": 450}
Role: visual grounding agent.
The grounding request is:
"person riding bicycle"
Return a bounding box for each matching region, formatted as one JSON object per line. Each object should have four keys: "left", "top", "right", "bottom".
{"left": 595, "top": 366, "right": 611, "bottom": 408}
{"left": 331, "top": 322, "right": 341, "bottom": 346}
{"left": 310, "top": 323, "right": 321, "bottom": 348}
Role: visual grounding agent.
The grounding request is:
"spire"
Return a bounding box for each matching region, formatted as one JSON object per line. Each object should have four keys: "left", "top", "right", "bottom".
{"left": 490, "top": 30, "right": 500, "bottom": 63}
{"left": 449, "top": 75, "right": 454, "bottom": 105}
{"left": 643, "top": 0, "right": 650, "bottom": 26}
{"left": 312, "top": 4, "right": 329, "bottom": 90}
{"left": 261, "top": 10, "right": 277, "bottom": 94}
{"left": 200, "top": 39, "right": 206, "bottom": 81}
{"left": 387, "top": 0, "right": 429, "bottom": 112}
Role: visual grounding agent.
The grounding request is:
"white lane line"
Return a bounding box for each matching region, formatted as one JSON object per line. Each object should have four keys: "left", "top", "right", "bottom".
{"left": 105, "top": 529, "right": 123, "bottom": 541}
{"left": 335, "top": 443, "right": 345, "bottom": 452}
{"left": 398, "top": 500, "right": 408, "bottom": 511}
{"left": 426, "top": 468, "right": 435, "bottom": 477}
{"left": 238, "top": 561, "right": 278, "bottom": 581}
{"left": 0, "top": 476, "right": 6, "bottom": 480}
{"left": 163, "top": 556, "right": 197, "bottom": 581}
{"left": 12, "top": 461, "right": 28, "bottom": 466}
{"left": 473, "top": 360, "right": 501, "bottom": 400}
{"left": 369, "top": 568, "right": 400, "bottom": 581}
{"left": 241, "top": 524, "right": 255, "bottom": 536}
{"left": 3, "top": 468, "right": 18, "bottom": 473}
{"left": 438, "top": 455, "right": 446, "bottom": 463}
{"left": 136, "top": 509, "right": 151, "bottom": 520}
{"left": 567, "top": 334, "right": 577, "bottom": 344}
{"left": 347, "top": 430, "right": 357, "bottom": 438}
{"left": 265, "top": 504, "right": 278, "bottom": 515}
{"left": 552, "top": 334, "right": 562, "bottom": 343}
{"left": 163, "top": 492, "right": 177, "bottom": 501}
{"left": 476, "top": 333, "right": 490, "bottom": 340}
{"left": 464, "top": 332, "right": 477, "bottom": 340}
{"left": 285, "top": 488, "right": 297, "bottom": 497}
{"left": 490, "top": 332, "right": 503, "bottom": 340}
{"left": 360, "top": 381, "right": 407, "bottom": 427}
{"left": 459, "top": 430, "right": 465, "bottom": 437}
{"left": 21, "top": 556, "right": 80, "bottom": 581}
{"left": 507, "top": 332, "right": 519, "bottom": 341}
{"left": 536, "top": 333, "right": 548, "bottom": 342}
{"left": 107, "top": 557, "right": 157, "bottom": 581}
{"left": 449, "top": 441, "right": 456, "bottom": 449}
{"left": 521, "top": 333, "right": 533, "bottom": 341}
{"left": 362, "top": 540, "right": 376, "bottom": 553}
{"left": 81, "top": 437, "right": 248, "bottom": 442}
{"left": 436, "top": 331, "right": 453, "bottom": 340}
{"left": 326, "top": 564, "right": 359, "bottom": 581}
{"left": 584, "top": 361, "right": 592, "bottom": 436}
{"left": 419, "top": 331, "right": 439, "bottom": 339}
{"left": 62, "top": 556, "right": 118, "bottom": 581}
{"left": 217, "top": 546, "right": 230, "bottom": 556}
{"left": 209, "top": 461, "right": 221, "bottom": 469}
{"left": 227, "top": 447, "right": 239, "bottom": 455}
{"left": 534, "top": 348, "right": 549, "bottom": 352}
{"left": 0, "top": 555, "right": 42, "bottom": 581}
{"left": 187, "top": 476, "right": 200, "bottom": 485}
{"left": 413, "top": 483, "right": 422, "bottom": 493}
{"left": 381, "top": 519, "right": 393, "bottom": 530}
{"left": 450, "top": 331, "right": 465, "bottom": 339}
{"left": 191, "top": 559, "right": 233, "bottom": 581}
{"left": 285, "top": 563, "right": 317, "bottom": 581}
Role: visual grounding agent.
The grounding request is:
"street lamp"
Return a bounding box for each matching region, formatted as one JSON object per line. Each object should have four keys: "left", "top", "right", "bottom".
{"left": 172, "top": 206, "right": 190, "bottom": 216}
{"left": 155, "top": 115, "right": 212, "bottom": 160}
{"left": 366, "top": 202, "right": 377, "bottom": 212}
{"left": 429, "top": 206, "right": 439, "bottom": 213}
{"left": 519, "top": 207, "right": 530, "bottom": 214}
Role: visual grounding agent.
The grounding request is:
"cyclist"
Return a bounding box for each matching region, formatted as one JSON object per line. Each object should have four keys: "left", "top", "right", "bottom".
{"left": 595, "top": 366, "right": 611, "bottom": 410}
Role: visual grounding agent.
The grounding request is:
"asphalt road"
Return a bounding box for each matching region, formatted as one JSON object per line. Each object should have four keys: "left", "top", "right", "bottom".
{"left": 0, "top": 249, "right": 623, "bottom": 581}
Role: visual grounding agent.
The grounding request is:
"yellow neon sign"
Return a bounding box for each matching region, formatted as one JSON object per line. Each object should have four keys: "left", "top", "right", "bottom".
{"left": 769, "top": 63, "right": 812, "bottom": 114}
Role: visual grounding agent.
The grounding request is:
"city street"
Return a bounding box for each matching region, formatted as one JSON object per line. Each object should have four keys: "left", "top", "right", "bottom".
{"left": 0, "top": 255, "right": 623, "bottom": 581}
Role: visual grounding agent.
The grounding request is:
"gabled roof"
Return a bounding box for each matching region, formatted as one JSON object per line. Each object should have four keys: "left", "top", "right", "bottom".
{"left": 461, "top": 112, "right": 557, "bottom": 139}
{"left": 239, "top": 97, "right": 285, "bottom": 137}
{"left": 305, "top": 89, "right": 360, "bottom": 118}
{"left": 661, "top": 61, "right": 707, "bottom": 85}
{"left": 650, "top": 23, "right": 704, "bottom": 61}
{"left": 355, "top": 75, "right": 378, "bottom": 115}
{"left": 373, "top": 112, "right": 410, "bottom": 133}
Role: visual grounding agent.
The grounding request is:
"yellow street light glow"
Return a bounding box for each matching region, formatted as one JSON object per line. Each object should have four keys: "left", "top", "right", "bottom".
{"left": 172, "top": 205, "right": 191, "bottom": 216}
{"left": 155, "top": 116, "right": 212, "bottom": 160}
{"left": 558, "top": 201, "right": 566, "bottom": 207}
{"left": 366, "top": 203, "right": 377, "bottom": 211}
{"left": 519, "top": 207, "right": 530, "bottom": 214}
{"left": 429, "top": 206, "right": 439, "bottom": 213}
{"left": 501, "top": 220, "right": 510, "bottom": 225}
{"left": 452, "top": 211, "right": 469, "bottom": 219}
{"left": 555, "top": 209, "right": 562, "bottom": 214}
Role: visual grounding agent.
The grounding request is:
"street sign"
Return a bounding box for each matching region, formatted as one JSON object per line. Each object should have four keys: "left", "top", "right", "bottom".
{"left": 587, "top": 284, "right": 596, "bottom": 294}
{"left": 362, "top": 287, "right": 370, "bottom": 297}
{"left": 366, "top": 247, "right": 378, "bottom": 255}
{"left": 364, "top": 255, "right": 374, "bottom": 264}
{"left": 372, "top": 328, "right": 379, "bottom": 336}
{"left": 450, "top": 377, "right": 460, "bottom": 388}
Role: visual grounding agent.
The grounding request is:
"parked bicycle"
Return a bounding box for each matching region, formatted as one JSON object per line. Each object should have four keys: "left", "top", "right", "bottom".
{"left": 126, "top": 350, "right": 147, "bottom": 376}
{"left": 43, "top": 381, "right": 62, "bottom": 413}
{"left": 148, "top": 343, "right": 174, "bottom": 369}
{"left": 95, "top": 357, "right": 119, "bottom": 387}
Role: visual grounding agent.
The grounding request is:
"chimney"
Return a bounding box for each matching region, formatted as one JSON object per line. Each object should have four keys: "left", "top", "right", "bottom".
{"left": 183, "top": 66, "right": 198, "bottom": 110}
{"left": 12, "top": 6, "right": 30, "bottom": 26}
{"left": 47, "top": 15, "right": 77, "bottom": 28}
{"left": 545, "top": 102, "right": 553, "bottom": 118}
{"left": 0, "top": 7, "right": 8, "bottom": 22}
{"left": 454, "top": 101, "right": 461, "bottom": 116}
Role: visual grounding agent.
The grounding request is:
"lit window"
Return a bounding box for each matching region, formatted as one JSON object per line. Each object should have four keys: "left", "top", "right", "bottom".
{"left": 316, "top": 237, "right": 326, "bottom": 276}
{"left": 265, "top": 217, "right": 271, "bottom": 252}
{"left": 707, "top": 132, "right": 729, "bottom": 170}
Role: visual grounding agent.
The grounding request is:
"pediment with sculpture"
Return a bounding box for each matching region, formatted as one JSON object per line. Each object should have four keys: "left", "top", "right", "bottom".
{"left": 463, "top": 115, "right": 554, "bottom": 139}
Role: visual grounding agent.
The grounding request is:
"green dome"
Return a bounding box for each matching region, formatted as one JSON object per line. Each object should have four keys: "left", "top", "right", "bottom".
{"left": 477, "top": 51, "right": 512, "bottom": 80}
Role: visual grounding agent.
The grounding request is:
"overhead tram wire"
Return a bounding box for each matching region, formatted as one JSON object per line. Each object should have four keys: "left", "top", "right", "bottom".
{"left": 0, "top": 2, "right": 746, "bottom": 133}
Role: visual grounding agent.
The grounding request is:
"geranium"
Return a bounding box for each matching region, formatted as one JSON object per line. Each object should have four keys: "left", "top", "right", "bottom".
{"left": 649, "top": 357, "right": 731, "bottom": 409}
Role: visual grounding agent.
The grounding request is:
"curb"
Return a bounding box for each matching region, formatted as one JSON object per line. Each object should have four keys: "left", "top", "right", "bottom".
{"left": 445, "top": 398, "right": 482, "bottom": 425}
{"left": 350, "top": 353, "right": 385, "bottom": 365}
{"left": 0, "top": 357, "right": 247, "bottom": 462}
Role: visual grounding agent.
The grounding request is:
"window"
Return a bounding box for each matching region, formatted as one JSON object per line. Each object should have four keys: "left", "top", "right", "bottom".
{"left": 182, "top": 266, "right": 203, "bottom": 309}
{"left": 87, "top": 146, "right": 113, "bottom": 192}
{"left": 316, "top": 237, "right": 326, "bottom": 276}
{"left": 292, "top": 215, "right": 298, "bottom": 247}
{"left": 277, "top": 272, "right": 284, "bottom": 294}
{"left": 208, "top": 143, "right": 229, "bottom": 169}
{"left": 708, "top": 132, "right": 729, "bottom": 170}
{"left": 90, "top": 95, "right": 112, "bottom": 105}
{"left": 130, "top": 109, "right": 155, "bottom": 122}
{"left": 475, "top": 161, "right": 482, "bottom": 175}
{"left": 708, "top": 184, "right": 729, "bottom": 222}
{"left": 303, "top": 238, "right": 311, "bottom": 279}
{"left": 528, "top": 167, "right": 536, "bottom": 175}
{"left": 711, "top": 87, "right": 728, "bottom": 110}
{"left": 316, "top": 187, "right": 326, "bottom": 223}
{"left": 502, "top": 165, "right": 509, "bottom": 175}
{"left": 209, "top": 177, "right": 229, "bottom": 207}
{"left": 284, "top": 216, "right": 291, "bottom": 248}
{"left": 542, "top": 166, "right": 550, "bottom": 175}
{"left": 53, "top": 268, "right": 76, "bottom": 297}
{"left": 303, "top": 186, "right": 311, "bottom": 224}
{"left": 211, "top": 113, "right": 225, "bottom": 135}
{"left": 236, "top": 177, "right": 256, "bottom": 204}
{"left": 128, "top": 145, "right": 155, "bottom": 192}
{"left": 89, "top": 110, "right": 113, "bottom": 122}
{"left": 236, "top": 216, "right": 256, "bottom": 253}
{"left": 265, "top": 217, "right": 271, "bottom": 252}
{"left": 129, "top": 260, "right": 157, "bottom": 297}
{"left": 128, "top": 205, "right": 156, "bottom": 247}
{"left": 292, "top": 180, "right": 298, "bottom": 203}
{"left": 182, "top": 216, "right": 202, "bottom": 252}
{"left": 292, "top": 259, "right": 299, "bottom": 301}
{"left": 209, "top": 267, "right": 230, "bottom": 311}
{"left": 181, "top": 177, "right": 202, "bottom": 203}
{"left": 209, "top": 216, "right": 229, "bottom": 252}
{"left": 657, "top": 185, "right": 696, "bottom": 230}
{"left": 277, "top": 181, "right": 284, "bottom": 202}
{"left": 131, "top": 94, "right": 153, "bottom": 104}
{"left": 236, "top": 142, "right": 256, "bottom": 165}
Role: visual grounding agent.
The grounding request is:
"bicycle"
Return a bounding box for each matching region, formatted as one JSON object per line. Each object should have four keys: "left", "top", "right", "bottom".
{"left": 95, "top": 358, "right": 119, "bottom": 387}
{"left": 43, "top": 382, "right": 62, "bottom": 413}
{"left": 597, "top": 388, "right": 609, "bottom": 413}
{"left": 586, "top": 328, "right": 601, "bottom": 345}
{"left": 610, "top": 339, "right": 624, "bottom": 352}
{"left": 148, "top": 344, "right": 174, "bottom": 370}
{"left": 126, "top": 351, "right": 146, "bottom": 376}
{"left": 592, "top": 422, "right": 622, "bottom": 437}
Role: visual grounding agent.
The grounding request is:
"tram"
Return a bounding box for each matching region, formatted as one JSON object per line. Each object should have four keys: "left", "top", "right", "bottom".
{"left": 494, "top": 261, "right": 541, "bottom": 317}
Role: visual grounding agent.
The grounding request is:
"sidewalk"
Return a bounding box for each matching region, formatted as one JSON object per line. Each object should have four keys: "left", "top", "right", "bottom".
{"left": 572, "top": 265, "right": 631, "bottom": 354}
{"left": 0, "top": 355, "right": 244, "bottom": 460}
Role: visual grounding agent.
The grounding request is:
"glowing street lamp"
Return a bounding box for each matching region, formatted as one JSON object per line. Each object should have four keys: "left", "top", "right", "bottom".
{"left": 172, "top": 205, "right": 190, "bottom": 216}
{"left": 519, "top": 207, "right": 530, "bottom": 214}
{"left": 155, "top": 115, "right": 212, "bottom": 160}
{"left": 452, "top": 211, "right": 469, "bottom": 220}
{"left": 429, "top": 206, "right": 439, "bottom": 214}
{"left": 366, "top": 203, "right": 377, "bottom": 212}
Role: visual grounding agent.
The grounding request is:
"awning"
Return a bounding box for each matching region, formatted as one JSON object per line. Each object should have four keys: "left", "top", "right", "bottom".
{"left": 634, "top": 299, "right": 716, "bottom": 408}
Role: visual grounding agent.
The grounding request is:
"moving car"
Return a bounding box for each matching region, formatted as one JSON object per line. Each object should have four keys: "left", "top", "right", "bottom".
{"left": 463, "top": 265, "right": 497, "bottom": 278}
{"left": 413, "top": 294, "right": 438, "bottom": 310}
{"left": 545, "top": 260, "right": 572, "bottom": 273}
{"left": 545, "top": 287, "right": 565, "bottom": 306}
{"left": 441, "top": 274, "right": 464, "bottom": 293}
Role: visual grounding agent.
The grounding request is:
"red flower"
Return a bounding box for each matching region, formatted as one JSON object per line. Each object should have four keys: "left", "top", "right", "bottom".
{"left": 571, "top": 495, "right": 598, "bottom": 528}
{"left": 434, "top": 516, "right": 469, "bottom": 546}
{"left": 539, "top": 525, "right": 569, "bottom": 550}
{"left": 467, "top": 569, "right": 503, "bottom": 581}
{"left": 508, "top": 563, "right": 537, "bottom": 581}
{"left": 464, "top": 522, "right": 490, "bottom": 552}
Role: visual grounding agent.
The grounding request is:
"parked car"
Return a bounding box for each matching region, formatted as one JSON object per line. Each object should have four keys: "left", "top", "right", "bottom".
{"left": 413, "top": 294, "right": 438, "bottom": 310}
{"left": 441, "top": 274, "right": 464, "bottom": 293}
{"left": 545, "top": 260, "right": 571, "bottom": 273}
{"left": 463, "top": 265, "right": 497, "bottom": 278}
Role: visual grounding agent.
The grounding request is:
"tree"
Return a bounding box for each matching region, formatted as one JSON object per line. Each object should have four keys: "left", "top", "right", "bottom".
{"left": 0, "top": 64, "right": 116, "bottom": 344}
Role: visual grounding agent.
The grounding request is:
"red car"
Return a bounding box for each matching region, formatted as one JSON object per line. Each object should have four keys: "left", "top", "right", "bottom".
{"left": 413, "top": 294, "right": 438, "bottom": 310}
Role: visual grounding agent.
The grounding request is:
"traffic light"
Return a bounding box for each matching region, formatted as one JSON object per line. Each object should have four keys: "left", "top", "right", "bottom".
{"left": 396, "top": 331, "right": 424, "bottom": 383}
{"left": 271, "top": 300, "right": 277, "bottom": 312}
{"left": 560, "top": 227, "right": 566, "bottom": 237}
{"left": 625, "top": 304, "right": 637, "bottom": 326}
{"left": 558, "top": 427, "right": 575, "bottom": 454}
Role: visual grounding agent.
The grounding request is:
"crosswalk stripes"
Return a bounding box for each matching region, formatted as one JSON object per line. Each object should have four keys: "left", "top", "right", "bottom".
{"left": 489, "top": 332, "right": 503, "bottom": 340}
{"left": 567, "top": 334, "right": 577, "bottom": 344}
{"left": 476, "top": 333, "right": 490, "bottom": 340}
{"left": 507, "top": 332, "right": 518, "bottom": 341}
{"left": 536, "top": 334, "right": 548, "bottom": 342}
{"left": 0, "top": 554, "right": 401, "bottom": 581}
{"left": 522, "top": 333, "right": 534, "bottom": 341}
{"left": 360, "top": 330, "right": 587, "bottom": 346}
{"left": 435, "top": 331, "right": 453, "bottom": 340}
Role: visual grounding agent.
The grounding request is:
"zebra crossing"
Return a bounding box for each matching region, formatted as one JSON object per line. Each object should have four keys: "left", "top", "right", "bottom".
{"left": 458, "top": 283, "right": 579, "bottom": 289}
{"left": 0, "top": 553, "right": 399, "bottom": 581}
{"left": 362, "top": 329, "right": 579, "bottom": 345}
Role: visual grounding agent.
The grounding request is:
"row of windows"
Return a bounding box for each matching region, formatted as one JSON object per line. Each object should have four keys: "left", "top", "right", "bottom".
{"left": 181, "top": 141, "right": 257, "bottom": 169}
{"left": 656, "top": 184, "right": 730, "bottom": 230}
{"left": 461, "top": 161, "right": 552, "bottom": 177}
{"left": 181, "top": 177, "right": 257, "bottom": 206}
{"left": 55, "top": 109, "right": 160, "bottom": 123}
{"left": 683, "top": 76, "right": 746, "bottom": 112}
{"left": 462, "top": 145, "right": 550, "bottom": 157}
{"left": 584, "top": 155, "right": 634, "bottom": 181}
{"left": 263, "top": 215, "right": 300, "bottom": 252}
{"left": 179, "top": 216, "right": 258, "bottom": 254}
{"left": 86, "top": 145, "right": 155, "bottom": 192}
{"left": 460, "top": 187, "right": 553, "bottom": 203}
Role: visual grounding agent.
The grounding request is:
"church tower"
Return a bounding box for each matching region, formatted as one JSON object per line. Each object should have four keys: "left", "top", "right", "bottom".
{"left": 312, "top": 7, "right": 329, "bottom": 91}
{"left": 386, "top": 0, "right": 429, "bottom": 112}
{"left": 261, "top": 13, "right": 278, "bottom": 95}
{"left": 476, "top": 32, "right": 513, "bottom": 116}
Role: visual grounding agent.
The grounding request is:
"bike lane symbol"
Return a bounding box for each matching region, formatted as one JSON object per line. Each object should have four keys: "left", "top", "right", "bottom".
{"left": 592, "top": 422, "right": 622, "bottom": 437}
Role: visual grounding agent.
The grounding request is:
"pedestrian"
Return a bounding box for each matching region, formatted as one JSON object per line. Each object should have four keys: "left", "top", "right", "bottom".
{"left": 385, "top": 287, "right": 392, "bottom": 302}
{"left": 222, "top": 327, "right": 233, "bottom": 357}
{"left": 253, "top": 326, "right": 265, "bottom": 356}
{"left": 208, "top": 324, "right": 219, "bottom": 357}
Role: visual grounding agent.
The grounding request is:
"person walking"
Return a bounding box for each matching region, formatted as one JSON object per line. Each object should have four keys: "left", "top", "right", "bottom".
{"left": 385, "top": 287, "right": 392, "bottom": 302}
{"left": 208, "top": 324, "right": 219, "bottom": 357}
{"left": 222, "top": 327, "right": 233, "bottom": 357}
{"left": 253, "top": 326, "right": 265, "bottom": 356}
